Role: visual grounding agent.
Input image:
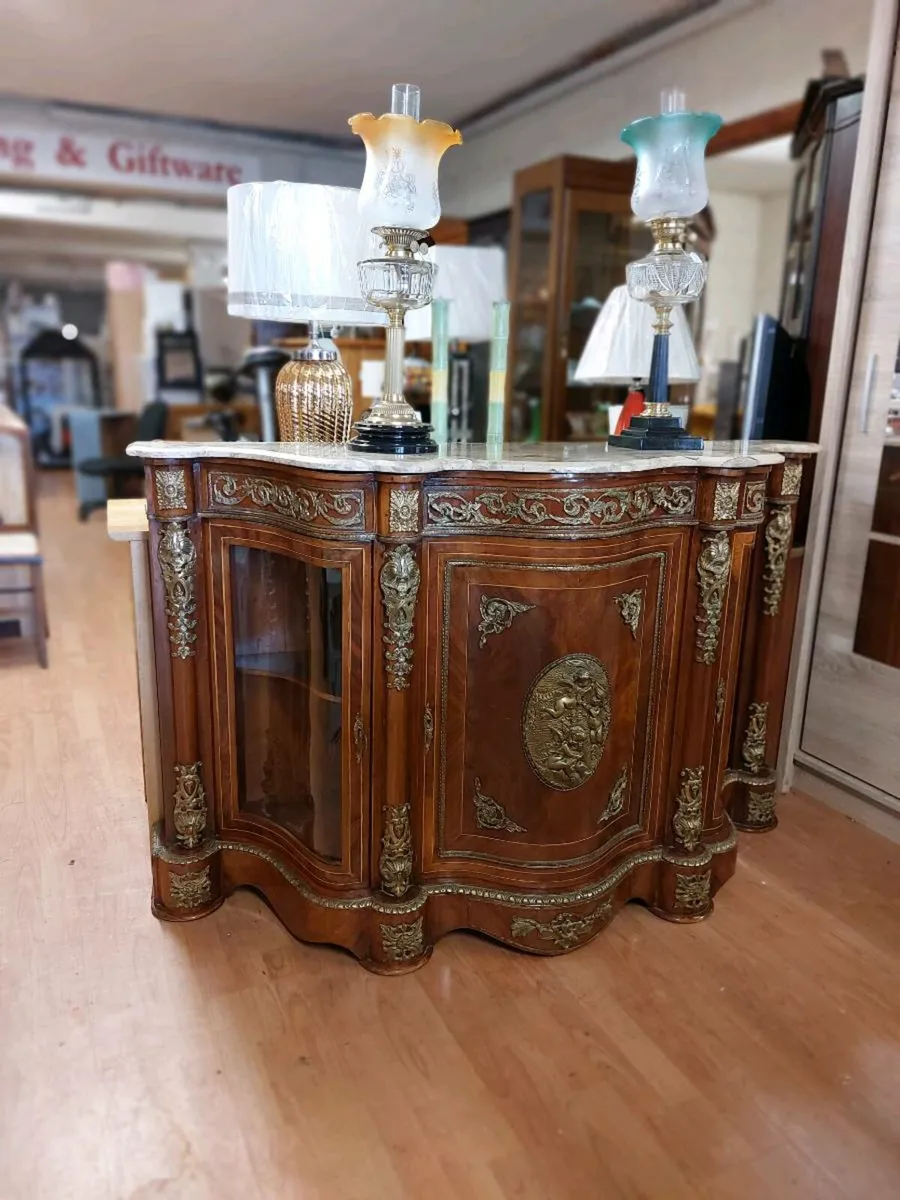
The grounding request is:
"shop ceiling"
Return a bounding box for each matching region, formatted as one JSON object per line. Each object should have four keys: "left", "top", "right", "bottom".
{"left": 0, "top": 0, "right": 750, "bottom": 140}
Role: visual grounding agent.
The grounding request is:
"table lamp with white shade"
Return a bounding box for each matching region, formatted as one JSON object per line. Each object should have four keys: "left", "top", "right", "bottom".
{"left": 574, "top": 284, "right": 700, "bottom": 437}
{"left": 227, "top": 181, "right": 386, "bottom": 442}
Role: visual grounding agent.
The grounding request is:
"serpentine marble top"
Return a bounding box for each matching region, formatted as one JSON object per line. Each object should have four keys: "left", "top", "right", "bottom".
{"left": 128, "top": 439, "right": 818, "bottom": 476}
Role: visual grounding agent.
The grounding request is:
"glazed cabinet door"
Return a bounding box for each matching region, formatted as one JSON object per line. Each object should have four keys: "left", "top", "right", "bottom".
{"left": 206, "top": 520, "right": 371, "bottom": 888}
{"left": 419, "top": 530, "right": 687, "bottom": 887}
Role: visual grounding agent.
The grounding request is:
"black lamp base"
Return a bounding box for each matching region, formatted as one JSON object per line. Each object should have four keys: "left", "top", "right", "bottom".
{"left": 349, "top": 421, "right": 438, "bottom": 455}
{"left": 608, "top": 415, "right": 703, "bottom": 452}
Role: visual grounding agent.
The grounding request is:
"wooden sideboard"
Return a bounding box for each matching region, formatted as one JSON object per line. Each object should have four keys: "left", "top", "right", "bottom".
{"left": 116, "top": 439, "right": 816, "bottom": 972}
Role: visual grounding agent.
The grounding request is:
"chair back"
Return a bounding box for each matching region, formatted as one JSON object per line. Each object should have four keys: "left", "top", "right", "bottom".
{"left": 0, "top": 406, "right": 36, "bottom": 531}
{"left": 136, "top": 401, "right": 168, "bottom": 442}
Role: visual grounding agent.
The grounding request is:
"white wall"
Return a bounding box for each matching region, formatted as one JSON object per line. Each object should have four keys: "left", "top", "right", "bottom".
{"left": 698, "top": 185, "right": 791, "bottom": 403}
{"left": 702, "top": 191, "right": 763, "bottom": 371}
{"left": 753, "top": 189, "right": 792, "bottom": 315}
{"left": 441, "top": 0, "right": 873, "bottom": 217}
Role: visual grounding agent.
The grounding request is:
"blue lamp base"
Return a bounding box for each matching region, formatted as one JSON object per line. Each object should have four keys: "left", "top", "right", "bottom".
{"left": 607, "top": 328, "right": 703, "bottom": 451}
{"left": 608, "top": 414, "right": 702, "bottom": 451}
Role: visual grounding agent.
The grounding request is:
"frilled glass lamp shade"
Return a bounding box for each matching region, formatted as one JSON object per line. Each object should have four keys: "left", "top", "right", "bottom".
{"left": 609, "top": 89, "right": 721, "bottom": 452}
{"left": 625, "top": 97, "right": 721, "bottom": 222}
{"left": 348, "top": 84, "right": 463, "bottom": 456}
{"left": 350, "top": 83, "right": 462, "bottom": 231}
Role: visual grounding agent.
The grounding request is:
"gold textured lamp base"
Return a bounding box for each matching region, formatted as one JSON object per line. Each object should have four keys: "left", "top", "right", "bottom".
{"left": 275, "top": 356, "right": 353, "bottom": 443}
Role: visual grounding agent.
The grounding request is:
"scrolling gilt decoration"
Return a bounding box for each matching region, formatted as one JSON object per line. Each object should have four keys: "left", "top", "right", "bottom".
{"left": 380, "top": 544, "right": 420, "bottom": 690}
{"left": 157, "top": 520, "right": 197, "bottom": 659}
{"left": 741, "top": 701, "right": 769, "bottom": 775}
{"left": 478, "top": 594, "right": 534, "bottom": 648}
{"left": 695, "top": 531, "right": 731, "bottom": 665}
{"left": 209, "top": 472, "right": 365, "bottom": 530}
{"left": 388, "top": 489, "right": 419, "bottom": 534}
{"left": 781, "top": 461, "right": 803, "bottom": 496}
{"left": 615, "top": 589, "right": 643, "bottom": 638}
{"left": 173, "top": 762, "right": 207, "bottom": 850}
{"left": 521, "top": 653, "right": 612, "bottom": 791}
{"left": 672, "top": 766, "right": 704, "bottom": 852}
{"left": 169, "top": 865, "right": 212, "bottom": 910}
{"left": 426, "top": 483, "right": 695, "bottom": 531}
{"left": 743, "top": 480, "right": 766, "bottom": 516}
{"left": 762, "top": 506, "right": 793, "bottom": 616}
{"left": 746, "top": 789, "right": 776, "bottom": 827}
{"left": 473, "top": 776, "right": 526, "bottom": 833}
{"left": 380, "top": 916, "right": 424, "bottom": 962}
{"left": 713, "top": 480, "right": 740, "bottom": 521}
{"left": 423, "top": 704, "right": 434, "bottom": 752}
{"left": 155, "top": 469, "right": 187, "bottom": 511}
{"left": 674, "top": 870, "right": 711, "bottom": 915}
{"left": 379, "top": 803, "right": 413, "bottom": 898}
{"left": 353, "top": 714, "right": 367, "bottom": 764}
{"left": 511, "top": 903, "right": 612, "bottom": 950}
{"left": 598, "top": 765, "right": 629, "bottom": 824}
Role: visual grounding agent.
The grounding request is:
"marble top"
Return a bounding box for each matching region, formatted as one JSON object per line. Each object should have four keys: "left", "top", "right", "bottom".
{"left": 128, "top": 439, "right": 819, "bottom": 476}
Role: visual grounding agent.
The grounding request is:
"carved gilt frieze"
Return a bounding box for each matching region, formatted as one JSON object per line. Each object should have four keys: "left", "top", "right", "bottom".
{"left": 426, "top": 483, "right": 695, "bottom": 533}
{"left": 209, "top": 472, "right": 366, "bottom": 531}
{"left": 510, "top": 904, "right": 612, "bottom": 950}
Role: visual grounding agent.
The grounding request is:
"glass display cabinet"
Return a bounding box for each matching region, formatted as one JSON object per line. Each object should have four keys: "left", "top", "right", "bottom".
{"left": 505, "top": 156, "right": 654, "bottom": 442}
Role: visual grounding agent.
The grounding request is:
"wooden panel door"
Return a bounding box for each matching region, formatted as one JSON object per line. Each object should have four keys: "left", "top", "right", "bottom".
{"left": 801, "top": 47, "right": 900, "bottom": 802}
{"left": 419, "top": 529, "right": 687, "bottom": 888}
{"left": 206, "top": 520, "right": 371, "bottom": 887}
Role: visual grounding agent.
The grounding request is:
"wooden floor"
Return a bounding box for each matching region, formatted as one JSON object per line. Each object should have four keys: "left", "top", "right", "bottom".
{"left": 2, "top": 473, "right": 900, "bottom": 1200}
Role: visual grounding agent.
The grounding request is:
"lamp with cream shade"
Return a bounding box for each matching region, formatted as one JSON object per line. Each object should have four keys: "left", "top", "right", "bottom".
{"left": 227, "top": 181, "right": 385, "bottom": 442}
{"left": 574, "top": 285, "right": 699, "bottom": 436}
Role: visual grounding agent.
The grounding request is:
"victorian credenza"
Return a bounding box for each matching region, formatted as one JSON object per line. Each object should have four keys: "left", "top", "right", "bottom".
{"left": 114, "top": 439, "right": 816, "bottom": 973}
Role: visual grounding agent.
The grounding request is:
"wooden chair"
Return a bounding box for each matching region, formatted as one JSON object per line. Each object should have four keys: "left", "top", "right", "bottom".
{"left": 0, "top": 406, "right": 49, "bottom": 667}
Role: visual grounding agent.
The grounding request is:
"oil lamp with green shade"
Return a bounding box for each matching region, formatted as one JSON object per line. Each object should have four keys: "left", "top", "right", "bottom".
{"left": 608, "top": 89, "right": 722, "bottom": 451}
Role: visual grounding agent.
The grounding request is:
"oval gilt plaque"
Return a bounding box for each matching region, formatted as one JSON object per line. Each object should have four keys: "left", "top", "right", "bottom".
{"left": 521, "top": 653, "right": 612, "bottom": 791}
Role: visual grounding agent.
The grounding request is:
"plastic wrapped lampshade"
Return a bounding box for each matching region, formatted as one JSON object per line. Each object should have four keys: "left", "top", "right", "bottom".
{"left": 573, "top": 286, "right": 700, "bottom": 385}
{"left": 349, "top": 84, "right": 462, "bottom": 230}
{"left": 622, "top": 90, "right": 722, "bottom": 222}
{"left": 404, "top": 245, "right": 507, "bottom": 341}
{"left": 227, "top": 181, "right": 386, "bottom": 326}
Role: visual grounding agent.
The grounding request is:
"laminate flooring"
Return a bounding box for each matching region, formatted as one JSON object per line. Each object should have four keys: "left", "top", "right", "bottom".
{"left": 2, "top": 472, "right": 899, "bottom": 1199}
